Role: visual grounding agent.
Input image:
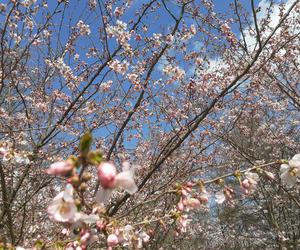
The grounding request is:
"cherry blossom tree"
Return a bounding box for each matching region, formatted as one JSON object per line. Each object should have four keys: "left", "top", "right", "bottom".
{"left": 0, "top": 0, "right": 299, "bottom": 249}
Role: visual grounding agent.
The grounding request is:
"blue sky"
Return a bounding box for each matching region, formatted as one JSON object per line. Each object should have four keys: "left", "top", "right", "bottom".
{"left": 1, "top": 0, "right": 289, "bottom": 150}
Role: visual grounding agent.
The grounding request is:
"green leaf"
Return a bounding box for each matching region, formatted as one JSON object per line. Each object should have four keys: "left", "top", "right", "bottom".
{"left": 87, "top": 150, "right": 103, "bottom": 166}
{"left": 79, "top": 131, "right": 93, "bottom": 156}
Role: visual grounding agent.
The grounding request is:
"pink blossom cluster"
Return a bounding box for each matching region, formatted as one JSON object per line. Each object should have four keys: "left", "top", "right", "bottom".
{"left": 106, "top": 20, "right": 131, "bottom": 49}
{"left": 76, "top": 20, "right": 91, "bottom": 36}
{"left": 108, "top": 59, "right": 129, "bottom": 75}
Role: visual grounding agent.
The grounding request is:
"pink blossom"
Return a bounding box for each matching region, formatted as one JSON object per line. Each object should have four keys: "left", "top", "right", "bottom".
{"left": 96, "top": 162, "right": 138, "bottom": 203}
{"left": 186, "top": 198, "right": 201, "bottom": 209}
{"left": 0, "top": 146, "right": 8, "bottom": 158}
{"left": 280, "top": 154, "right": 300, "bottom": 186}
{"left": 177, "top": 215, "right": 189, "bottom": 234}
{"left": 80, "top": 232, "right": 90, "bottom": 244}
{"left": 241, "top": 179, "right": 250, "bottom": 189}
{"left": 241, "top": 172, "right": 259, "bottom": 194}
{"left": 199, "top": 191, "right": 209, "bottom": 204}
{"left": 115, "top": 163, "right": 138, "bottom": 194}
{"left": 177, "top": 200, "right": 184, "bottom": 211}
{"left": 190, "top": 24, "right": 196, "bottom": 35}
{"left": 107, "top": 234, "right": 119, "bottom": 247}
{"left": 98, "top": 162, "right": 138, "bottom": 193}
{"left": 97, "top": 162, "right": 117, "bottom": 189}
{"left": 114, "top": 7, "right": 124, "bottom": 17}
{"left": 76, "top": 20, "right": 91, "bottom": 36}
{"left": 47, "top": 184, "right": 77, "bottom": 222}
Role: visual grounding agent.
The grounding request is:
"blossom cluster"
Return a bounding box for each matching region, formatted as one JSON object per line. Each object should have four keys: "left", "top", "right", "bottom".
{"left": 0, "top": 141, "right": 30, "bottom": 165}
{"left": 106, "top": 20, "right": 131, "bottom": 50}
{"left": 9, "top": 143, "right": 300, "bottom": 249}
{"left": 41, "top": 133, "right": 139, "bottom": 249}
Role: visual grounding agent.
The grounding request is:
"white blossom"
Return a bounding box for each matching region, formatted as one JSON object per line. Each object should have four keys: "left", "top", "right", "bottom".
{"left": 280, "top": 154, "right": 300, "bottom": 186}
{"left": 47, "top": 184, "right": 77, "bottom": 222}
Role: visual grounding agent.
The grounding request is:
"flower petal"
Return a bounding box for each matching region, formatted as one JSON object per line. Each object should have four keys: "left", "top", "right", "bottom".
{"left": 81, "top": 213, "right": 100, "bottom": 224}
{"left": 95, "top": 188, "right": 112, "bottom": 204}
{"left": 280, "top": 164, "right": 290, "bottom": 174}
{"left": 215, "top": 191, "right": 226, "bottom": 204}
{"left": 115, "top": 170, "right": 138, "bottom": 194}
{"left": 288, "top": 159, "right": 300, "bottom": 169}
{"left": 63, "top": 184, "right": 74, "bottom": 202}
{"left": 281, "top": 170, "right": 297, "bottom": 187}
{"left": 55, "top": 203, "right": 77, "bottom": 222}
{"left": 292, "top": 154, "right": 300, "bottom": 161}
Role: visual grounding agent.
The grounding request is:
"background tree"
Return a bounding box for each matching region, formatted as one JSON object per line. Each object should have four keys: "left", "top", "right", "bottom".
{"left": 0, "top": 0, "right": 299, "bottom": 249}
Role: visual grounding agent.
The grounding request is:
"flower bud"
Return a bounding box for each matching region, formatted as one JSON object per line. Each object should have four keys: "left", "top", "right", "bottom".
{"left": 70, "top": 175, "right": 80, "bottom": 187}
{"left": 224, "top": 188, "right": 234, "bottom": 200}
{"left": 241, "top": 179, "right": 250, "bottom": 189}
{"left": 107, "top": 234, "right": 118, "bottom": 247}
{"left": 67, "top": 155, "right": 80, "bottom": 168}
{"left": 264, "top": 171, "right": 275, "bottom": 180}
{"left": 177, "top": 201, "right": 184, "bottom": 211}
{"left": 199, "top": 192, "right": 209, "bottom": 204}
{"left": 96, "top": 219, "right": 107, "bottom": 231}
{"left": 87, "top": 151, "right": 103, "bottom": 165}
{"left": 186, "top": 198, "right": 201, "bottom": 209}
{"left": 82, "top": 172, "right": 92, "bottom": 182}
{"left": 79, "top": 182, "right": 88, "bottom": 192}
{"left": 46, "top": 161, "right": 74, "bottom": 176}
{"left": 74, "top": 199, "right": 81, "bottom": 207}
{"left": 97, "top": 162, "right": 117, "bottom": 189}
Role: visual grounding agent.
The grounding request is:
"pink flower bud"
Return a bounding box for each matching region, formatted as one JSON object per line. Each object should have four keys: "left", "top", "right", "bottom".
{"left": 107, "top": 234, "right": 118, "bottom": 247}
{"left": 0, "top": 147, "right": 8, "bottom": 157}
{"left": 186, "top": 182, "right": 193, "bottom": 188}
{"left": 199, "top": 192, "right": 209, "bottom": 204}
{"left": 242, "top": 187, "right": 249, "bottom": 195}
{"left": 135, "top": 34, "right": 142, "bottom": 41}
{"left": 186, "top": 198, "right": 201, "bottom": 209}
{"left": 177, "top": 201, "right": 184, "bottom": 211}
{"left": 241, "top": 179, "right": 250, "bottom": 189}
{"left": 61, "top": 228, "right": 69, "bottom": 235}
{"left": 224, "top": 188, "right": 234, "bottom": 200}
{"left": 97, "top": 162, "right": 117, "bottom": 189}
{"left": 96, "top": 219, "right": 107, "bottom": 231}
{"left": 265, "top": 171, "right": 275, "bottom": 180}
{"left": 181, "top": 189, "right": 189, "bottom": 197}
{"left": 81, "top": 232, "right": 90, "bottom": 244}
{"left": 181, "top": 186, "right": 192, "bottom": 197}
{"left": 46, "top": 161, "right": 73, "bottom": 176}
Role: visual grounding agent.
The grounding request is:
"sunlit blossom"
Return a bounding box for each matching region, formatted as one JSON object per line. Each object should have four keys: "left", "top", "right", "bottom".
{"left": 46, "top": 161, "right": 74, "bottom": 176}
{"left": 280, "top": 154, "right": 300, "bottom": 186}
{"left": 96, "top": 161, "right": 138, "bottom": 203}
{"left": 47, "top": 184, "right": 77, "bottom": 222}
{"left": 107, "top": 234, "right": 119, "bottom": 247}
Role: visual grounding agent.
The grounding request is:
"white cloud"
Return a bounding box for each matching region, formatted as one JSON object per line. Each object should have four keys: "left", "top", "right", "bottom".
{"left": 192, "top": 41, "right": 204, "bottom": 52}
{"left": 242, "top": 0, "right": 299, "bottom": 52}
{"left": 157, "top": 55, "right": 168, "bottom": 73}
